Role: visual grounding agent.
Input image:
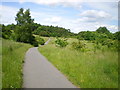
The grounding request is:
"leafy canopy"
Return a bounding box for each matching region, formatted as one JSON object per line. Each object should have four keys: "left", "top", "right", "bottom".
{"left": 15, "top": 8, "right": 37, "bottom": 46}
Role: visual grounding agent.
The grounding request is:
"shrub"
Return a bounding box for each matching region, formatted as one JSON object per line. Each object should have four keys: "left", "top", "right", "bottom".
{"left": 107, "top": 40, "right": 119, "bottom": 51}
{"left": 71, "top": 41, "right": 86, "bottom": 52}
{"left": 93, "top": 39, "right": 119, "bottom": 52}
{"left": 35, "top": 36, "right": 45, "bottom": 45}
{"left": 38, "top": 38, "right": 45, "bottom": 45}
{"left": 93, "top": 43, "right": 102, "bottom": 53}
{"left": 55, "top": 38, "right": 68, "bottom": 47}
{"left": 32, "top": 41, "right": 38, "bottom": 47}
{"left": 94, "top": 43, "right": 101, "bottom": 49}
{"left": 9, "top": 30, "right": 16, "bottom": 41}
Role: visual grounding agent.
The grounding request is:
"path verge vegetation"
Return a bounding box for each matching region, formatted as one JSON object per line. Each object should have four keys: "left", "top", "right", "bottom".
{"left": 0, "top": 38, "right": 2, "bottom": 89}
{"left": 2, "top": 39, "right": 32, "bottom": 88}
{"left": 38, "top": 38, "right": 118, "bottom": 88}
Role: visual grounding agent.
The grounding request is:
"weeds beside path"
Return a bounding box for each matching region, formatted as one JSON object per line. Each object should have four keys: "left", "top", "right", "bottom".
{"left": 38, "top": 38, "right": 118, "bottom": 88}
{"left": 2, "top": 39, "right": 32, "bottom": 88}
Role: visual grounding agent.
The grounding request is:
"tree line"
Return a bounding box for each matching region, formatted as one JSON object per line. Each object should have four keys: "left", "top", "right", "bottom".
{"left": 0, "top": 8, "right": 120, "bottom": 47}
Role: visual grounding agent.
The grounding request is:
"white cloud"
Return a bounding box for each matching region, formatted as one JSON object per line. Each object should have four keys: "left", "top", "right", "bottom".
{"left": 80, "top": 10, "right": 111, "bottom": 18}
{"left": 87, "top": 2, "right": 118, "bottom": 21}
{"left": 31, "top": 0, "right": 61, "bottom": 6}
{"left": 2, "top": 0, "right": 119, "bottom": 2}
{"left": 19, "top": 0, "right": 24, "bottom": 4}
{"left": 17, "top": 0, "right": 83, "bottom": 8}
{"left": 78, "top": 10, "right": 111, "bottom": 22}
{"left": 0, "top": 5, "right": 18, "bottom": 25}
{"left": 30, "top": 10, "right": 64, "bottom": 25}
{"left": 44, "top": 16, "right": 62, "bottom": 23}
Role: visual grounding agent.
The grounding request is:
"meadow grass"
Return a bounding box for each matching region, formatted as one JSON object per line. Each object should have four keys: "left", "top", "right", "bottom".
{"left": 38, "top": 38, "right": 118, "bottom": 88}
{"left": 2, "top": 39, "right": 32, "bottom": 88}
{"left": 0, "top": 38, "right": 2, "bottom": 89}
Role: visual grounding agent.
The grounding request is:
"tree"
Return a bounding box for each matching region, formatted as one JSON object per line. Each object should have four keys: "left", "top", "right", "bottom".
{"left": 0, "top": 24, "right": 2, "bottom": 37}
{"left": 15, "top": 8, "right": 37, "bottom": 45}
{"left": 78, "top": 31, "right": 97, "bottom": 40}
{"left": 33, "top": 25, "right": 74, "bottom": 37}
{"left": 96, "top": 27, "right": 110, "bottom": 34}
{"left": 2, "top": 24, "right": 13, "bottom": 39}
{"left": 113, "top": 31, "right": 120, "bottom": 40}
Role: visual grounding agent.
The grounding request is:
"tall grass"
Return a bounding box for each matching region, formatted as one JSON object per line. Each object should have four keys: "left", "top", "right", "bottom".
{"left": 2, "top": 39, "right": 32, "bottom": 88}
{"left": 38, "top": 38, "right": 118, "bottom": 88}
{"left": 0, "top": 38, "right": 2, "bottom": 89}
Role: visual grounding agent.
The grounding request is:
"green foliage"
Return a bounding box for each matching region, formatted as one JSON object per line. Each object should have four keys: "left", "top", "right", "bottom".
{"left": 106, "top": 40, "right": 119, "bottom": 50}
{"left": 33, "top": 25, "right": 74, "bottom": 37}
{"left": 71, "top": 40, "right": 86, "bottom": 52}
{"left": 38, "top": 38, "right": 45, "bottom": 45}
{"left": 9, "top": 30, "right": 16, "bottom": 41}
{"left": 113, "top": 31, "right": 120, "bottom": 40}
{"left": 93, "top": 43, "right": 102, "bottom": 53}
{"left": 77, "top": 36, "right": 84, "bottom": 40}
{"left": 14, "top": 8, "right": 38, "bottom": 46}
{"left": 0, "top": 25, "right": 2, "bottom": 38}
{"left": 35, "top": 36, "right": 45, "bottom": 45}
{"left": 0, "top": 38, "right": 1, "bottom": 89}
{"left": 15, "top": 24, "right": 34, "bottom": 43}
{"left": 31, "top": 41, "right": 39, "bottom": 47}
{"left": 76, "top": 27, "right": 119, "bottom": 52}
{"left": 55, "top": 38, "right": 68, "bottom": 47}
{"left": 77, "top": 27, "right": 116, "bottom": 45}
{"left": 94, "top": 38, "right": 118, "bottom": 51}
{"left": 39, "top": 38, "right": 118, "bottom": 88}
{"left": 1, "top": 8, "right": 118, "bottom": 49}
{"left": 78, "top": 31, "right": 98, "bottom": 40}
{"left": 2, "top": 24, "right": 16, "bottom": 39}
{"left": 96, "top": 27, "right": 110, "bottom": 34}
{"left": 2, "top": 39, "right": 32, "bottom": 88}
{"left": 15, "top": 8, "right": 34, "bottom": 25}
{"left": 1, "top": 7, "right": 119, "bottom": 88}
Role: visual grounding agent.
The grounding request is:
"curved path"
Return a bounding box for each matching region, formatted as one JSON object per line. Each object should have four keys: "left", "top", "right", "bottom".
{"left": 44, "top": 38, "right": 51, "bottom": 45}
{"left": 23, "top": 39, "right": 76, "bottom": 88}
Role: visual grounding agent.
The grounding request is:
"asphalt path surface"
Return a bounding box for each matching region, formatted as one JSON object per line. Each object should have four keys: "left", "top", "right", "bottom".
{"left": 23, "top": 39, "right": 76, "bottom": 88}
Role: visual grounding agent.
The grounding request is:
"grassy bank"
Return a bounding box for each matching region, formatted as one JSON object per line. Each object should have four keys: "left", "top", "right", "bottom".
{"left": 0, "top": 38, "right": 2, "bottom": 89}
{"left": 2, "top": 39, "right": 32, "bottom": 88}
{"left": 38, "top": 38, "right": 118, "bottom": 88}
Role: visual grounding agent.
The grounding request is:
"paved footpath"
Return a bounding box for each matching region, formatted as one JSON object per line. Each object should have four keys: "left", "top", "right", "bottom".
{"left": 23, "top": 44, "right": 76, "bottom": 88}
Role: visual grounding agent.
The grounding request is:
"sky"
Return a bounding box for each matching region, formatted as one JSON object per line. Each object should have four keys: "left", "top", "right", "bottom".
{"left": 0, "top": 0, "right": 119, "bottom": 33}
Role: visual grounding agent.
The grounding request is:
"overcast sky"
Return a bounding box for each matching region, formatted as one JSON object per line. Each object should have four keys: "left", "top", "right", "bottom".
{"left": 0, "top": 0, "right": 118, "bottom": 33}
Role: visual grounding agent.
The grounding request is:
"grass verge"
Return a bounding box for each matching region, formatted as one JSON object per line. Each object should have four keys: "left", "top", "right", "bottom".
{"left": 2, "top": 39, "right": 32, "bottom": 88}
{"left": 38, "top": 38, "right": 118, "bottom": 88}
{"left": 0, "top": 38, "right": 2, "bottom": 89}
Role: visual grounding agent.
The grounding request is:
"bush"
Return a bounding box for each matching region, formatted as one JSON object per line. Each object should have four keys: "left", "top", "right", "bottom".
{"left": 93, "top": 43, "right": 102, "bottom": 53}
{"left": 35, "top": 36, "right": 45, "bottom": 45}
{"left": 32, "top": 41, "right": 38, "bottom": 47}
{"left": 9, "top": 30, "right": 16, "bottom": 41}
{"left": 38, "top": 38, "right": 45, "bottom": 45}
{"left": 71, "top": 41, "right": 86, "bottom": 52}
{"left": 93, "top": 39, "right": 119, "bottom": 52}
{"left": 55, "top": 38, "right": 68, "bottom": 47}
{"left": 106, "top": 40, "right": 119, "bottom": 51}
